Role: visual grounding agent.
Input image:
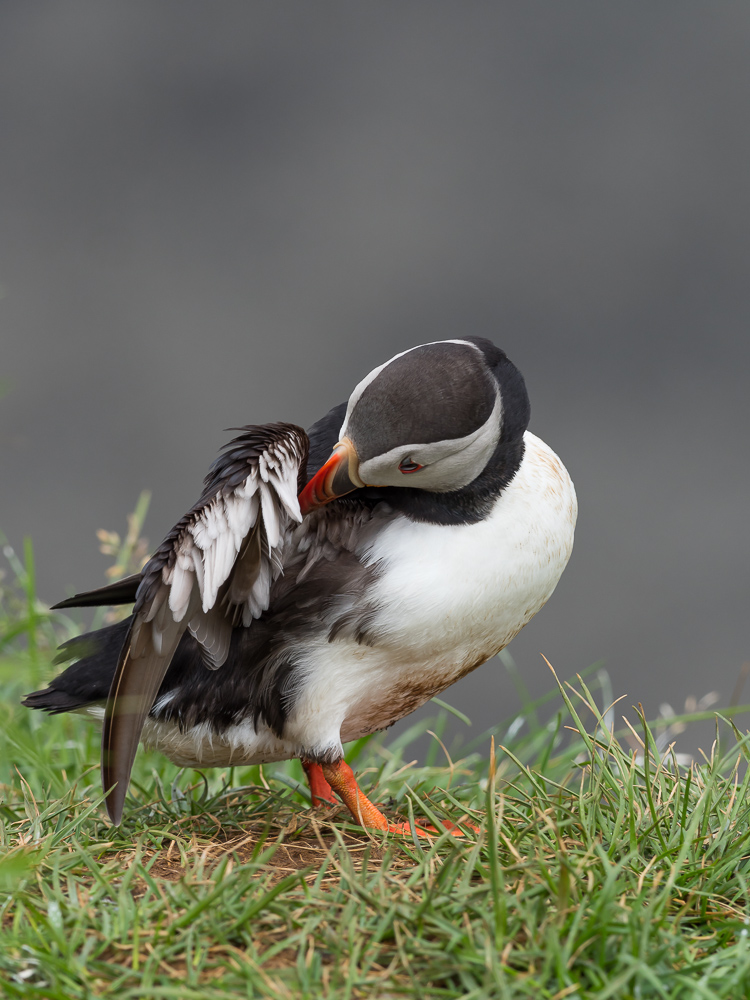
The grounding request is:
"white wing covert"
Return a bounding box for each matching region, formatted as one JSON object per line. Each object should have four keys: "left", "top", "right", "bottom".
{"left": 102, "top": 423, "right": 309, "bottom": 824}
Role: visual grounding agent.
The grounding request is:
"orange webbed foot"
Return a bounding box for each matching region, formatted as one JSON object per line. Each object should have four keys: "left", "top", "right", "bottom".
{"left": 388, "top": 818, "right": 479, "bottom": 839}
{"left": 320, "top": 758, "right": 478, "bottom": 838}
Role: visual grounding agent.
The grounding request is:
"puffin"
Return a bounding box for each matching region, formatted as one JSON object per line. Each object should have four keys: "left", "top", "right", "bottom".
{"left": 24, "top": 338, "right": 577, "bottom": 835}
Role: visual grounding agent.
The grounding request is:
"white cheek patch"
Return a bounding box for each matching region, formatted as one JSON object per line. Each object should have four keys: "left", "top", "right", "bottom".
{"left": 358, "top": 391, "right": 502, "bottom": 492}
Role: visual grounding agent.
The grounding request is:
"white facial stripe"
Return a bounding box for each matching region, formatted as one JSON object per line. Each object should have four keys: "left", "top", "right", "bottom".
{"left": 339, "top": 339, "right": 483, "bottom": 440}
{"left": 357, "top": 390, "right": 503, "bottom": 492}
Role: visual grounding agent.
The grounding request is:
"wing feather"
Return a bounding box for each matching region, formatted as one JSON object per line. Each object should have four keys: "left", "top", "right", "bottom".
{"left": 227, "top": 522, "right": 262, "bottom": 608}
{"left": 102, "top": 616, "right": 190, "bottom": 826}
{"left": 50, "top": 573, "right": 142, "bottom": 610}
{"left": 188, "top": 605, "right": 233, "bottom": 670}
{"left": 101, "top": 422, "right": 308, "bottom": 823}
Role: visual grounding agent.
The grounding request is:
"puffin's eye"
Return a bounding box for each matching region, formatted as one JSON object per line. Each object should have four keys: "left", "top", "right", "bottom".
{"left": 398, "top": 457, "right": 423, "bottom": 474}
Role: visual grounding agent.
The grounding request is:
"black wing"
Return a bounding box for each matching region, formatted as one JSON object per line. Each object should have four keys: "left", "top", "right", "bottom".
{"left": 102, "top": 422, "right": 309, "bottom": 824}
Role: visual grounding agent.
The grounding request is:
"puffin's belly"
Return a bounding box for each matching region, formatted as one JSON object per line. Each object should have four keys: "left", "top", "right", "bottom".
{"left": 139, "top": 715, "right": 298, "bottom": 768}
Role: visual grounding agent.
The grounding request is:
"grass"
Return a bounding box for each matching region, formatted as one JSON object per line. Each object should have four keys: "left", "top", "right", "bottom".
{"left": 2, "top": 529, "right": 750, "bottom": 997}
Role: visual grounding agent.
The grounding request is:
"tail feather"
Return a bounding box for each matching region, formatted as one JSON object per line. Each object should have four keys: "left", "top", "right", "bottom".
{"left": 22, "top": 618, "right": 132, "bottom": 714}
{"left": 21, "top": 688, "right": 90, "bottom": 715}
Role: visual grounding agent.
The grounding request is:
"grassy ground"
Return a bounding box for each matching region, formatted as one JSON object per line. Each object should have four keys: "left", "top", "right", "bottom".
{"left": 2, "top": 536, "right": 750, "bottom": 998}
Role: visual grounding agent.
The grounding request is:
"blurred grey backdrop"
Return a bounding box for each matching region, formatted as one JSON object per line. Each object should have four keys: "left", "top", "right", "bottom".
{"left": 2, "top": 3, "right": 749, "bottom": 753}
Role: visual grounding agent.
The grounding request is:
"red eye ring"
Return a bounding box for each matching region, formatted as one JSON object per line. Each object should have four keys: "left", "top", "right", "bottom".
{"left": 399, "top": 457, "right": 423, "bottom": 474}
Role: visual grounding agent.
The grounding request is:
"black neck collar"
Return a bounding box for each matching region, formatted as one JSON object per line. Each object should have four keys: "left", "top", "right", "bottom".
{"left": 355, "top": 434, "right": 526, "bottom": 526}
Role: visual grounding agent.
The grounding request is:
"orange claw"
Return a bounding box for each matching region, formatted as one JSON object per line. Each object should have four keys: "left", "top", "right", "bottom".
{"left": 320, "top": 759, "right": 476, "bottom": 838}
{"left": 301, "top": 759, "right": 337, "bottom": 807}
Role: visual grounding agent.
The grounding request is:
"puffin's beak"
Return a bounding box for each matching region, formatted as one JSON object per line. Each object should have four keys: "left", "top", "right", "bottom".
{"left": 298, "top": 437, "right": 365, "bottom": 514}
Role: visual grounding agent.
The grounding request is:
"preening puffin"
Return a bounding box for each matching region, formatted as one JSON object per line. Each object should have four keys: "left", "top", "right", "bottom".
{"left": 24, "top": 338, "right": 577, "bottom": 835}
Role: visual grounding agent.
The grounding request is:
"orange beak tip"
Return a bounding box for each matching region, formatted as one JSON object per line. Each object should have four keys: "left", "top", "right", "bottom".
{"left": 298, "top": 440, "right": 362, "bottom": 514}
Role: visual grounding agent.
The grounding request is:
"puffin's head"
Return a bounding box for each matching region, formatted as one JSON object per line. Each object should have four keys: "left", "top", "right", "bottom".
{"left": 299, "top": 338, "right": 529, "bottom": 513}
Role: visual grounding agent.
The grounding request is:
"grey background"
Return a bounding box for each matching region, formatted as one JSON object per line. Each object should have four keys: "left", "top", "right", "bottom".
{"left": 2, "top": 4, "right": 749, "bottom": 754}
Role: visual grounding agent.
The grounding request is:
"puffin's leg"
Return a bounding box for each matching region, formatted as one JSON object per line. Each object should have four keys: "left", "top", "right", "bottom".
{"left": 322, "top": 758, "right": 455, "bottom": 837}
{"left": 301, "top": 759, "right": 337, "bottom": 807}
{"left": 321, "top": 759, "right": 405, "bottom": 831}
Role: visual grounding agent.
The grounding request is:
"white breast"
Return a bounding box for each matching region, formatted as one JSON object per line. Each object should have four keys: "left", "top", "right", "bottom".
{"left": 365, "top": 432, "right": 575, "bottom": 652}
{"left": 284, "top": 431, "right": 577, "bottom": 756}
